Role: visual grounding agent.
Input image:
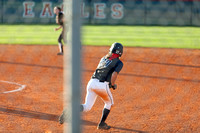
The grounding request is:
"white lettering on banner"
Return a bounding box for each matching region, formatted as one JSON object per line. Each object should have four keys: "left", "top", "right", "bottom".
{"left": 94, "top": 3, "right": 106, "bottom": 19}
{"left": 23, "top": 2, "right": 35, "bottom": 18}
{"left": 81, "top": 3, "right": 89, "bottom": 18}
{"left": 111, "top": 3, "right": 124, "bottom": 19}
{"left": 40, "top": 2, "right": 53, "bottom": 18}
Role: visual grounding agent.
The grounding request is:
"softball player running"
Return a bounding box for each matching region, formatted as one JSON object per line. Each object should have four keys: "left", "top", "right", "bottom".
{"left": 59, "top": 42, "right": 124, "bottom": 130}
{"left": 53, "top": 6, "right": 66, "bottom": 55}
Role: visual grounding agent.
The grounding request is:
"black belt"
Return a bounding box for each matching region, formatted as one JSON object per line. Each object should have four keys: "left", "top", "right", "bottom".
{"left": 92, "top": 77, "right": 105, "bottom": 82}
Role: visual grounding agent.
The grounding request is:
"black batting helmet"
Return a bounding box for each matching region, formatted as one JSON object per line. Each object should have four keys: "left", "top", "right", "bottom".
{"left": 109, "top": 42, "right": 123, "bottom": 56}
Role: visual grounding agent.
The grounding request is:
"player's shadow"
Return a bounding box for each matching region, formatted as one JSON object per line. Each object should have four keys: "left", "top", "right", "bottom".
{"left": 81, "top": 119, "right": 148, "bottom": 133}
{"left": 86, "top": 56, "right": 200, "bottom": 68}
{"left": 0, "top": 61, "right": 62, "bottom": 69}
{"left": 0, "top": 105, "right": 59, "bottom": 122}
{"left": 0, "top": 105, "right": 147, "bottom": 133}
{"left": 83, "top": 68, "right": 200, "bottom": 83}
{"left": 125, "top": 59, "right": 200, "bottom": 68}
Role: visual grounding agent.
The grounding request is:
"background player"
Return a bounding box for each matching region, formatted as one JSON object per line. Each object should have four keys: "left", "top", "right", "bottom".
{"left": 53, "top": 6, "right": 66, "bottom": 55}
{"left": 59, "top": 42, "right": 124, "bottom": 130}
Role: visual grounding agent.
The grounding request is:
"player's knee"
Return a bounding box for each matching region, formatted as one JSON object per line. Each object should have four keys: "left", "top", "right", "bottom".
{"left": 104, "top": 103, "right": 113, "bottom": 110}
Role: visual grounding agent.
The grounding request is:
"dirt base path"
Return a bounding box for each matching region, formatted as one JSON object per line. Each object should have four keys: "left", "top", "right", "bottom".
{"left": 0, "top": 45, "right": 200, "bottom": 133}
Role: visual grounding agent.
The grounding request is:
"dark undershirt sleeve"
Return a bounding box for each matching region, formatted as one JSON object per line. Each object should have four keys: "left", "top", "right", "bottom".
{"left": 114, "top": 61, "right": 123, "bottom": 73}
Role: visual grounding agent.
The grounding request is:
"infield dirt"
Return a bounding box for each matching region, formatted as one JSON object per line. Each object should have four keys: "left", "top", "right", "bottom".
{"left": 0, "top": 45, "right": 200, "bottom": 133}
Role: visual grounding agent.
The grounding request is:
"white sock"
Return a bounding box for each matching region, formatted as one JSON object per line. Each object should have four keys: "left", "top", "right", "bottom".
{"left": 58, "top": 43, "right": 62, "bottom": 53}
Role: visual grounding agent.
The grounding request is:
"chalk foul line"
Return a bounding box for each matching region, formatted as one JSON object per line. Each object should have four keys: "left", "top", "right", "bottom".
{"left": 0, "top": 80, "right": 26, "bottom": 94}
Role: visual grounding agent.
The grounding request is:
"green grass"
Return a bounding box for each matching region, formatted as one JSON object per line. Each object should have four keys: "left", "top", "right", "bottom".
{"left": 0, "top": 25, "right": 200, "bottom": 49}
{"left": 0, "top": 25, "right": 59, "bottom": 45}
{"left": 82, "top": 25, "right": 200, "bottom": 49}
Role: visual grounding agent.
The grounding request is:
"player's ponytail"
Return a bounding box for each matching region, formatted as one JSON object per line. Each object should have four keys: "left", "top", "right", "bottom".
{"left": 105, "top": 52, "right": 112, "bottom": 59}
{"left": 56, "top": 6, "right": 62, "bottom": 12}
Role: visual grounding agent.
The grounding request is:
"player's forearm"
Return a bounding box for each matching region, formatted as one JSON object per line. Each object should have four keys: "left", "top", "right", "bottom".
{"left": 56, "top": 25, "right": 63, "bottom": 30}
{"left": 111, "top": 72, "right": 118, "bottom": 86}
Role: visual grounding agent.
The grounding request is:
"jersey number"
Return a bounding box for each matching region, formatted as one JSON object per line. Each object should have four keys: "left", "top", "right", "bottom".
{"left": 97, "top": 58, "right": 112, "bottom": 69}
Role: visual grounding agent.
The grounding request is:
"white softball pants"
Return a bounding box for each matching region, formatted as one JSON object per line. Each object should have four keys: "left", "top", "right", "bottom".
{"left": 82, "top": 78, "right": 114, "bottom": 112}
